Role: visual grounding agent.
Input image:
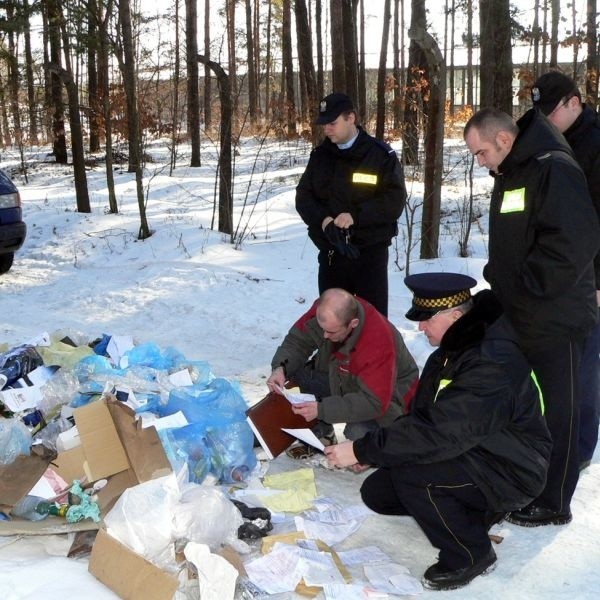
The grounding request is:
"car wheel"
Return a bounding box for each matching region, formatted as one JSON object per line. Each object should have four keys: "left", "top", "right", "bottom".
{"left": 0, "top": 253, "right": 14, "bottom": 274}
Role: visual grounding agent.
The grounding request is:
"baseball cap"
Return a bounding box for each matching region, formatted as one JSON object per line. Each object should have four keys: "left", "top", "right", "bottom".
{"left": 315, "top": 93, "right": 354, "bottom": 124}
{"left": 531, "top": 71, "right": 580, "bottom": 115}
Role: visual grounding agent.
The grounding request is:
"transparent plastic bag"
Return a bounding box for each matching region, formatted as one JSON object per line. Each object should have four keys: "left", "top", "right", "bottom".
{"left": 38, "top": 369, "right": 80, "bottom": 421}
{"left": 0, "top": 418, "right": 32, "bottom": 464}
{"left": 159, "top": 423, "right": 212, "bottom": 484}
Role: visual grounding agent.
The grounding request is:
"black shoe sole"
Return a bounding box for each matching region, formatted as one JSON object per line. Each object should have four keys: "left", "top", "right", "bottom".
{"left": 505, "top": 512, "right": 572, "bottom": 527}
{"left": 422, "top": 560, "right": 497, "bottom": 591}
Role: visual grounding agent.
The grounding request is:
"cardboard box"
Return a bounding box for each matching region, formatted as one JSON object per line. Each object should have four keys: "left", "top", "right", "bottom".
{"left": 0, "top": 398, "right": 172, "bottom": 535}
{"left": 89, "top": 528, "right": 179, "bottom": 600}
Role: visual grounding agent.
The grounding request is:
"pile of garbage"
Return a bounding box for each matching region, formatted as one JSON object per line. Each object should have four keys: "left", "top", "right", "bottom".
{"left": 0, "top": 331, "right": 257, "bottom": 489}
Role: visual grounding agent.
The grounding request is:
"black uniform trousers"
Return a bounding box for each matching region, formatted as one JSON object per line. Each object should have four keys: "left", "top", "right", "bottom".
{"left": 360, "top": 458, "right": 492, "bottom": 571}
{"left": 318, "top": 244, "right": 389, "bottom": 316}
{"left": 578, "top": 323, "right": 600, "bottom": 462}
{"left": 522, "top": 337, "right": 583, "bottom": 512}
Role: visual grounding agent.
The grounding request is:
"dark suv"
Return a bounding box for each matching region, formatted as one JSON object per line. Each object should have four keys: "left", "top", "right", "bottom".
{"left": 0, "top": 170, "right": 26, "bottom": 274}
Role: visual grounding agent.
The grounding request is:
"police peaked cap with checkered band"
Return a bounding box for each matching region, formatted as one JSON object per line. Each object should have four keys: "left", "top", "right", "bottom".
{"left": 404, "top": 272, "right": 477, "bottom": 321}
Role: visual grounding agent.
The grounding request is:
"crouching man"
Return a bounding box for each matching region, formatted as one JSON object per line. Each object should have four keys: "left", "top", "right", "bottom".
{"left": 266, "top": 288, "right": 418, "bottom": 456}
{"left": 325, "top": 273, "right": 552, "bottom": 590}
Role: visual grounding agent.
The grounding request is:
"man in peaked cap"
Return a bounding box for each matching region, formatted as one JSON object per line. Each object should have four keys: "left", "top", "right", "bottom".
{"left": 325, "top": 273, "right": 551, "bottom": 590}
{"left": 532, "top": 70, "right": 600, "bottom": 473}
{"left": 295, "top": 92, "right": 407, "bottom": 317}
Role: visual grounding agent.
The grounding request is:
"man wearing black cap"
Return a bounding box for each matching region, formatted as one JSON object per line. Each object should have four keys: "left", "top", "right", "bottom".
{"left": 531, "top": 70, "right": 600, "bottom": 472}
{"left": 325, "top": 273, "right": 552, "bottom": 590}
{"left": 295, "top": 92, "right": 407, "bottom": 317}
{"left": 463, "top": 106, "right": 598, "bottom": 527}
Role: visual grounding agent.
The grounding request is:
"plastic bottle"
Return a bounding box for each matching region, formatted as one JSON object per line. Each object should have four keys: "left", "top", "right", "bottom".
{"left": 10, "top": 495, "right": 69, "bottom": 520}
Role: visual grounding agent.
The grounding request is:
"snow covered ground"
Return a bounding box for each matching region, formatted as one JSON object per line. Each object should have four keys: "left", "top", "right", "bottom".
{"left": 0, "top": 138, "right": 599, "bottom": 599}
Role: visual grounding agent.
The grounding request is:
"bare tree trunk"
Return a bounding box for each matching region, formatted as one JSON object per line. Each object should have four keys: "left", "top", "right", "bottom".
{"left": 98, "top": 0, "right": 118, "bottom": 213}
{"left": 88, "top": 0, "right": 100, "bottom": 153}
{"left": 402, "top": 0, "right": 426, "bottom": 166}
{"left": 358, "top": 0, "right": 366, "bottom": 123}
{"left": 449, "top": 0, "right": 455, "bottom": 112}
{"left": 572, "top": 0, "right": 579, "bottom": 78}
{"left": 198, "top": 54, "right": 233, "bottom": 236}
{"left": 245, "top": 0, "right": 257, "bottom": 123}
{"left": 226, "top": 0, "right": 238, "bottom": 118}
{"left": 330, "top": 0, "right": 345, "bottom": 91}
{"left": 47, "top": 0, "right": 67, "bottom": 163}
{"left": 550, "top": 0, "right": 559, "bottom": 67}
{"left": 376, "top": 0, "right": 391, "bottom": 140}
{"left": 0, "top": 73, "right": 11, "bottom": 146}
{"left": 204, "top": 0, "right": 212, "bottom": 128}
{"left": 316, "top": 0, "right": 325, "bottom": 100}
{"left": 408, "top": 27, "right": 445, "bottom": 259}
{"left": 393, "top": 0, "right": 402, "bottom": 130}
{"left": 466, "top": 0, "right": 474, "bottom": 107}
{"left": 265, "top": 0, "right": 273, "bottom": 120}
{"left": 118, "top": 0, "right": 151, "bottom": 239}
{"left": 342, "top": 0, "right": 359, "bottom": 106}
{"left": 586, "top": 0, "right": 598, "bottom": 107}
{"left": 532, "top": 0, "right": 540, "bottom": 79}
{"left": 282, "top": 0, "right": 296, "bottom": 136}
{"left": 6, "top": 3, "right": 22, "bottom": 150}
{"left": 295, "top": 0, "right": 318, "bottom": 142}
{"left": 170, "top": 0, "right": 181, "bottom": 176}
{"left": 186, "top": 0, "right": 201, "bottom": 166}
{"left": 479, "top": 0, "right": 512, "bottom": 113}
{"left": 23, "top": 0, "right": 38, "bottom": 144}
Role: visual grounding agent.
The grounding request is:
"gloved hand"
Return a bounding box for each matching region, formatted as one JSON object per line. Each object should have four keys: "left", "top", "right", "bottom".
{"left": 323, "top": 222, "right": 360, "bottom": 259}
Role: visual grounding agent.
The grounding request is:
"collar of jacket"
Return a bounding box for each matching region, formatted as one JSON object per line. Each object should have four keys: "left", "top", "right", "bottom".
{"left": 564, "top": 103, "right": 600, "bottom": 142}
{"left": 322, "top": 126, "right": 368, "bottom": 157}
{"left": 497, "top": 108, "right": 574, "bottom": 175}
{"left": 439, "top": 289, "right": 503, "bottom": 353}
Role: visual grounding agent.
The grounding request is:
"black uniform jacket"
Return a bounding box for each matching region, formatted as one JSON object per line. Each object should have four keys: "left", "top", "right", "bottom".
{"left": 484, "top": 108, "right": 598, "bottom": 345}
{"left": 295, "top": 127, "right": 407, "bottom": 250}
{"left": 563, "top": 103, "right": 600, "bottom": 286}
{"left": 353, "top": 290, "right": 552, "bottom": 512}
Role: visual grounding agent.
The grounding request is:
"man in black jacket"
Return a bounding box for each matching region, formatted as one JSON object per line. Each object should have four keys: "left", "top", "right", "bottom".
{"left": 531, "top": 71, "right": 600, "bottom": 472}
{"left": 295, "top": 93, "right": 407, "bottom": 316}
{"left": 462, "top": 108, "right": 598, "bottom": 527}
{"left": 325, "top": 273, "right": 552, "bottom": 590}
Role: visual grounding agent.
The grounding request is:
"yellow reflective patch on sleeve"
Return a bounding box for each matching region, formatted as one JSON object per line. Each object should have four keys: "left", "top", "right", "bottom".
{"left": 500, "top": 188, "right": 526, "bottom": 213}
{"left": 352, "top": 172, "right": 378, "bottom": 185}
{"left": 434, "top": 378, "right": 452, "bottom": 402}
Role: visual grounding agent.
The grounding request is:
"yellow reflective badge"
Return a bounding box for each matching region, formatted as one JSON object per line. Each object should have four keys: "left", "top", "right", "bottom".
{"left": 352, "top": 172, "right": 378, "bottom": 185}
{"left": 500, "top": 188, "right": 526, "bottom": 213}
{"left": 434, "top": 378, "right": 452, "bottom": 402}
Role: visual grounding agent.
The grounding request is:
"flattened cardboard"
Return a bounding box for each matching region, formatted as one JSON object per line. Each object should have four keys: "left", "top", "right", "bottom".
{"left": 106, "top": 399, "right": 172, "bottom": 483}
{"left": 0, "top": 444, "right": 56, "bottom": 509}
{"left": 73, "top": 399, "right": 130, "bottom": 480}
{"left": 51, "top": 445, "right": 87, "bottom": 485}
{"left": 0, "top": 516, "right": 99, "bottom": 536}
{"left": 89, "top": 528, "right": 179, "bottom": 600}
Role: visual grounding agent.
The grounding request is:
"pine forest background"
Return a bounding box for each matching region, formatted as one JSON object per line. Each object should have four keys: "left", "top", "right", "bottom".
{"left": 0, "top": 0, "right": 597, "bottom": 260}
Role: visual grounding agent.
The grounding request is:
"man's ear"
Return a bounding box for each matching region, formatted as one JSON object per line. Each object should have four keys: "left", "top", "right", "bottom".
{"left": 496, "top": 130, "right": 514, "bottom": 151}
{"left": 349, "top": 317, "right": 360, "bottom": 330}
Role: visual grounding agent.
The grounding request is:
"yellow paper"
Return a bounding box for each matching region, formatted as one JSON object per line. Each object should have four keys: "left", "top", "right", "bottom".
{"left": 262, "top": 468, "right": 318, "bottom": 512}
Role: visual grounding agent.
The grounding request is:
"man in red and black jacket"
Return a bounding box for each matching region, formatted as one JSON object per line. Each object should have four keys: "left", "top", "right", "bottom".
{"left": 266, "top": 288, "right": 418, "bottom": 446}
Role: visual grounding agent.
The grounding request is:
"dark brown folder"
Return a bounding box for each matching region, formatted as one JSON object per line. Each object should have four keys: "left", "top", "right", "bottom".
{"left": 246, "top": 390, "right": 318, "bottom": 459}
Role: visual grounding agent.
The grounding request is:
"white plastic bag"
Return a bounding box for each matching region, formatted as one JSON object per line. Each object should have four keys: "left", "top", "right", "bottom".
{"left": 104, "top": 473, "right": 180, "bottom": 570}
{"left": 172, "top": 483, "right": 244, "bottom": 551}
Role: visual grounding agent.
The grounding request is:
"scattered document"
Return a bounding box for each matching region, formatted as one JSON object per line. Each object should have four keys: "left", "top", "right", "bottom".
{"left": 282, "top": 427, "right": 325, "bottom": 450}
{"left": 274, "top": 384, "right": 316, "bottom": 405}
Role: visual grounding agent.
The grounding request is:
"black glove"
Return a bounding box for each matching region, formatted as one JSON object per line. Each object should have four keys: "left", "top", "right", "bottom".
{"left": 323, "top": 222, "right": 360, "bottom": 259}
